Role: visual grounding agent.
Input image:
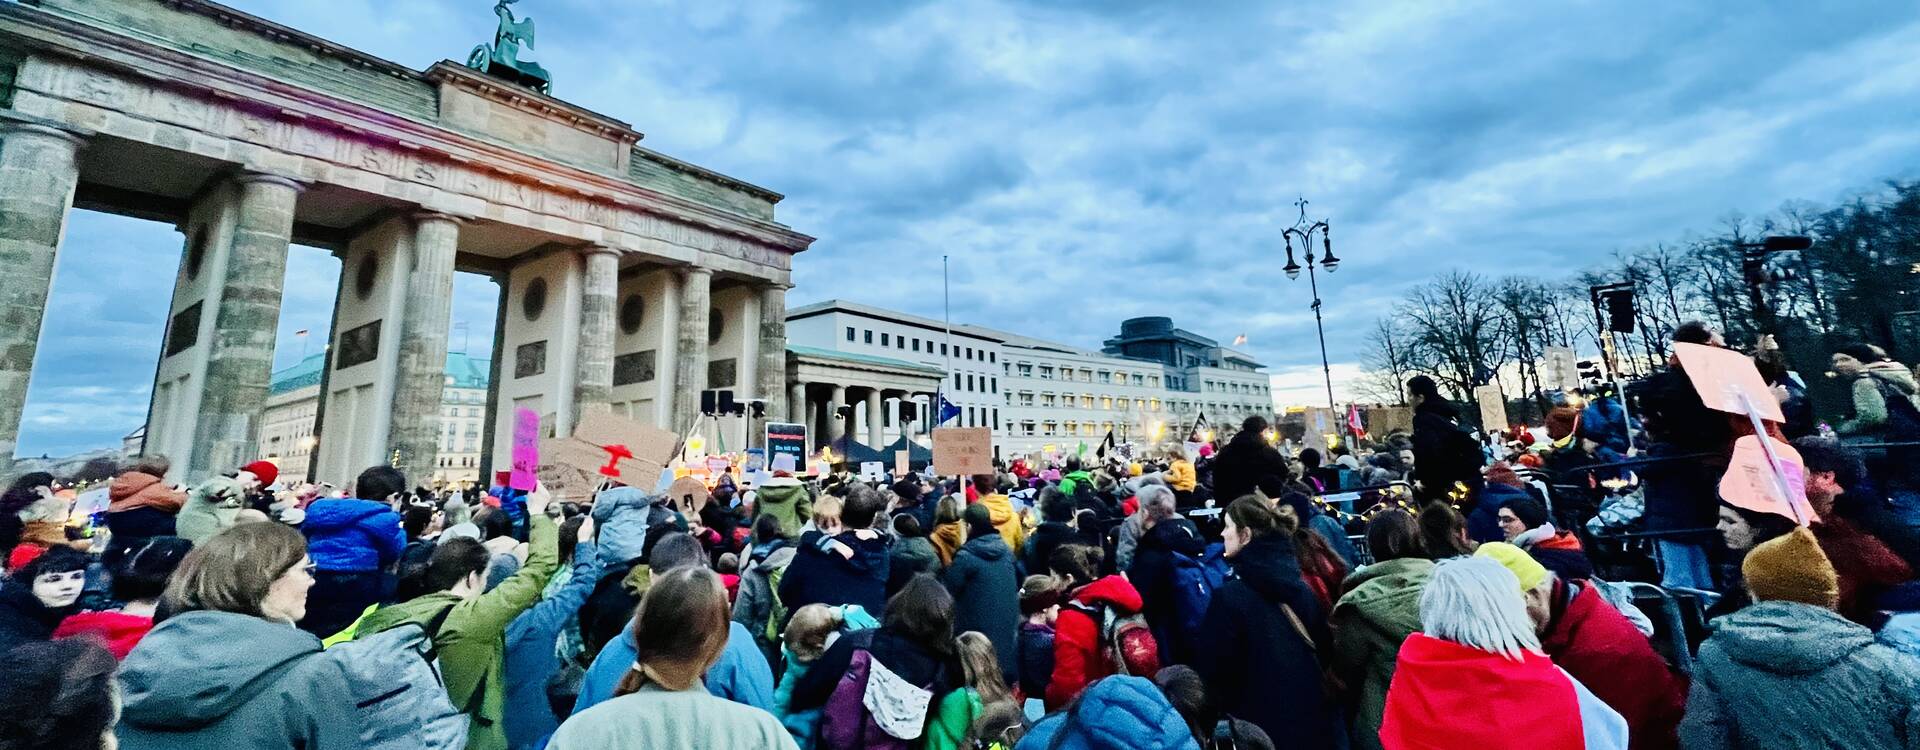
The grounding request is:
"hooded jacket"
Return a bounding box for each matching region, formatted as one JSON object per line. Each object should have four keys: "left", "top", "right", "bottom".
{"left": 503, "top": 541, "right": 600, "bottom": 749}
{"left": 753, "top": 477, "right": 813, "bottom": 539}
{"left": 944, "top": 532, "right": 1022, "bottom": 680}
{"left": 888, "top": 535, "right": 940, "bottom": 595}
{"left": 1540, "top": 579, "right": 1687, "bottom": 750}
{"left": 931, "top": 521, "right": 966, "bottom": 567}
{"left": 1679, "top": 601, "right": 1920, "bottom": 750}
{"left": 1411, "top": 399, "right": 1484, "bottom": 499}
{"left": 104, "top": 472, "right": 183, "bottom": 561}
{"left": 735, "top": 540, "right": 797, "bottom": 663}
{"left": 1193, "top": 533, "right": 1333, "bottom": 747}
{"left": 54, "top": 609, "right": 154, "bottom": 659}
{"left": 1381, "top": 633, "right": 1620, "bottom": 750}
{"left": 1047, "top": 574, "right": 1145, "bottom": 709}
{"left": 1812, "top": 513, "right": 1916, "bottom": 625}
{"left": 1839, "top": 361, "right": 1920, "bottom": 436}
{"left": 1329, "top": 556, "right": 1433, "bottom": 750}
{"left": 1025, "top": 521, "right": 1090, "bottom": 577}
{"left": 590, "top": 486, "right": 674, "bottom": 568}
{"left": 116, "top": 610, "right": 360, "bottom": 750}
{"left": 174, "top": 475, "right": 248, "bottom": 544}
{"left": 1125, "top": 517, "right": 1207, "bottom": 665}
{"left": 975, "top": 492, "right": 1027, "bottom": 551}
{"left": 302, "top": 498, "right": 406, "bottom": 573}
{"left": 355, "top": 513, "right": 558, "bottom": 750}
{"left": 1017, "top": 675, "right": 1200, "bottom": 750}
{"left": 778, "top": 529, "right": 892, "bottom": 621}
{"left": 1211, "top": 431, "right": 1291, "bottom": 502}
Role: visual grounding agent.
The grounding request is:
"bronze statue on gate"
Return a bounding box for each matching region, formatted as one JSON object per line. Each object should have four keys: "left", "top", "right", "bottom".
{"left": 466, "top": 0, "right": 552, "bottom": 94}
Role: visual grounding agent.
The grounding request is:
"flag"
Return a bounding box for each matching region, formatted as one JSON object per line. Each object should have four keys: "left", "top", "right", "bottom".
{"left": 1188, "top": 412, "right": 1209, "bottom": 441}
{"left": 937, "top": 394, "right": 961, "bottom": 425}
{"left": 1232, "top": 333, "right": 1248, "bottom": 346}
{"left": 1076, "top": 441, "right": 1087, "bottom": 457}
{"left": 294, "top": 329, "right": 309, "bottom": 336}
{"left": 1095, "top": 429, "right": 1116, "bottom": 459}
{"left": 1347, "top": 403, "right": 1368, "bottom": 440}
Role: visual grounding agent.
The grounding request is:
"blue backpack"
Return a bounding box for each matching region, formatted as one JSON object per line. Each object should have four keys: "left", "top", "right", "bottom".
{"left": 1169, "top": 542, "right": 1231, "bottom": 636}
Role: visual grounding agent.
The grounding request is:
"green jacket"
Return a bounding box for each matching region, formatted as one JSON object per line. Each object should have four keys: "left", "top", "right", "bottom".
{"left": 923, "top": 687, "right": 983, "bottom": 750}
{"left": 1328, "top": 557, "right": 1433, "bottom": 750}
{"left": 753, "top": 477, "right": 813, "bottom": 538}
{"left": 174, "top": 476, "right": 247, "bottom": 544}
{"left": 358, "top": 513, "right": 559, "bottom": 750}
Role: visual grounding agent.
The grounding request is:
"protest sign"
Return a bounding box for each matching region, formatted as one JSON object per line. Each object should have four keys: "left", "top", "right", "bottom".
{"left": 1474, "top": 385, "right": 1508, "bottom": 431}
{"left": 510, "top": 408, "right": 540, "bottom": 491}
{"left": 1543, "top": 346, "right": 1580, "bottom": 391}
{"left": 666, "top": 476, "right": 709, "bottom": 513}
{"left": 568, "top": 411, "right": 680, "bottom": 491}
{"left": 859, "top": 461, "right": 886, "bottom": 482}
{"left": 535, "top": 438, "right": 602, "bottom": 503}
{"left": 895, "top": 449, "right": 910, "bottom": 476}
{"left": 1672, "top": 343, "right": 1785, "bottom": 423}
{"left": 1719, "top": 434, "right": 1817, "bottom": 524}
{"left": 934, "top": 427, "right": 993, "bottom": 476}
{"left": 770, "top": 453, "right": 797, "bottom": 473}
{"left": 765, "top": 422, "right": 808, "bottom": 475}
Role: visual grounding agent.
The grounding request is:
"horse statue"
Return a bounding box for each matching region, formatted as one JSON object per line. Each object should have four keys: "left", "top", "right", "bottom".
{"left": 466, "top": 0, "right": 552, "bottom": 93}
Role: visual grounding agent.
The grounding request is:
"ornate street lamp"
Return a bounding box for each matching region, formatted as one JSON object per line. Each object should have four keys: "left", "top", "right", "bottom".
{"left": 1282, "top": 197, "right": 1339, "bottom": 413}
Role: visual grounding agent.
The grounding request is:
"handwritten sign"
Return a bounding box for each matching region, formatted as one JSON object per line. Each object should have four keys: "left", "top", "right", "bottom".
{"left": 666, "top": 476, "right": 709, "bottom": 513}
{"left": 1673, "top": 343, "right": 1784, "bottom": 423}
{"left": 765, "top": 422, "right": 808, "bottom": 475}
{"left": 1475, "top": 385, "right": 1508, "bottom": 432}
{"left": 859, "top": 461, "right": 886, "bottom": 483}
{"left": 535, "top": 438, "right": 601, "bottom": 503}
{"left": 569, "top": 411, "right": 680, "bottom": 491}
{"left": 510, "top": 408, "right": 540, "bottom": 491}
{"left": 770, "top": 453, "right": 797, "bottom": 473}
{"left": 1719, "top": 434, "right": 1817, "bottom": 524}
{"left": 934, "top": 427, "right": 993, "bottom": 476}
{"left": 895, "top": 449, "right": 910, "bottom": 476}
{"left": 1543, "top": 346, "right": 1580, "bottom": 391}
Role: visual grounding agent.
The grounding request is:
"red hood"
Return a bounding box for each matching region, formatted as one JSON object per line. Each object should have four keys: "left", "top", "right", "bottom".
{"left": 54, "top": 610, "right": 155, "bottom": 660}
{"left": 1536, "top": 530, "right": 1583, "bottom": 552}
{"left": 108, "top": 472, "right": 185, "bottom": 514}
{"left": 1380, "top": 633, "right": 1583, "bottom": 750}
{"left": 1071, "top": 574, "right": 1143, "bottom": 614}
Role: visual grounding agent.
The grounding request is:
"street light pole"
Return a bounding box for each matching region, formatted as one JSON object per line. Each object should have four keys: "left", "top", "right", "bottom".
{"left": 1282, "top": 197, "right": 1340, "bottom": 414}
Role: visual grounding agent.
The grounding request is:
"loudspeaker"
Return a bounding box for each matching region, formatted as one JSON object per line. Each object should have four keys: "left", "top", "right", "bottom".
{"left": 1605, "top": 290, "right": 1636, "bottom": 334}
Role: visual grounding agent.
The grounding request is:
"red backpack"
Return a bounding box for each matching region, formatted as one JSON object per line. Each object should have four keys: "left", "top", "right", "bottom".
{"left": 1065, "top": 601, "right": 1160, "bottom": 677}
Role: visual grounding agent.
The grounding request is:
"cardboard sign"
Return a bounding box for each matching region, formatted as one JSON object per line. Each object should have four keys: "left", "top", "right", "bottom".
{"left": 895, "top": 449, "right": 910, "bottom": 476}
{"left": 705, "top": 456, "right": 732, "bottom": 475}
{"left": 1719, "top": 434, "right": 1817, "bottom": 524}
{"left": 935, "top": 427, "right": 994, "bottom": 476}
{"left": 765, "top": 422, "right": 808, "bottom": 475}
{"left": 1672, "top": 343, "right": 1785, "bottom": 423}
{"left": 1543, "top": 346, "right": 1580, "bottom": 391}
{"left": 534, "top": 438, "right": 602, "bottom": 503}
{"left": 859, "top": 461, "right": 886, "bottom": 482}
{"left": 510, "top": 408, "right": 540, "bottom": 491}
{"left": 665, "top": 476, "right": 710, "bottom": 513}
{"left": 570, "top": 411, "right": 681, "bottom": 491}
{"left": 1474, "top": 385, "right": 1508, "bottom": 431}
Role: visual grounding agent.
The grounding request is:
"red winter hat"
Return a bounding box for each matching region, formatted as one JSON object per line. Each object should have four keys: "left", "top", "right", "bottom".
{"left": 241, "top": 460, "right": 279, "bottom": 487}
{"left": 7, "top": 543, "right": 48, "bottom": 571}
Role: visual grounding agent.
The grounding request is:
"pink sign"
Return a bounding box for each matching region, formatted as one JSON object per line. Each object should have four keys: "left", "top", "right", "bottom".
{"left": 1718, "top": 434, "right": 1817, "bottom": 525}
{"left": 510, "top": 407, "right": 539, "bottom": 491}
{"left": 1672, "top": 343, "right": 1785, "bottom": 423}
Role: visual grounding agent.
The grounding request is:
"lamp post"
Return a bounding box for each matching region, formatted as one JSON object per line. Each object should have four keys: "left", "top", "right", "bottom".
{"left": 1282, "top": 197, "right": 1340, "bottom": 413}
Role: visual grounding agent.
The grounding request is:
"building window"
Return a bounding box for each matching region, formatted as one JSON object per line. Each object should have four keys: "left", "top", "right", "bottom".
{"left": 1101, "top": 396, "right": 1112, "bottom": 410}
{"left": 865, "top": 330, "right": 874, "bottom": 344}
{"left": 989, "top": 353, "right": 996, "bottom": 363}
{"left": 1063, "top": 421, "right": 1077, "bottom": 435}
{"left": 989, "top": 377, "right": 997, "bottom": 393}
{"left": 1149, "top": 376, "right": 1160, "bottom": 388}
{"left": 912, "top": 339, "right": 920, "bottom": 352}
{"left": 1150, "top": 398, "right": 1161, "bottom": 410}
{"left": 1041, "top": 393, "right": 1057, "bottom": 408}
{"left": 846, "top": 327, "right": 856, "bottom": 341}
{"left": 992, "top": 409, "right": 999, "bottom": 430}
{"left": 1080, "top": 394, "right": 1093, "bottom": 409}
{"left": 1097, "top": 370, "right": 1110, "bottom": 383}
{"left": 1132, "top": 374, "right": 1144, "bottom": 386}
{"left": 1016, "top": 363, "right": 1032, "bottom": 377}
{"left": 881, "top": 333, "right": 889, "bottom": 346}
{"left": 1021, "top": 421, "right": 1036, "bottom": 436}
{"left": 1038, "top": 366, "right": 1053, "bottom": 379}
{"left": 1019, "top": 392, "right": 1035, "bottom": 407}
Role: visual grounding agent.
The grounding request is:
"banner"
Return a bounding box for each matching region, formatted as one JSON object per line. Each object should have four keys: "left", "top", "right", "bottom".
{"left": 934, "top": 427, "right": 994, "bottom": 476}
{"left": 1543, "top": 346, "right": 1580, "bottom": 391}
{"left": 764, "top": 422, "right": 808, "bottom": 476}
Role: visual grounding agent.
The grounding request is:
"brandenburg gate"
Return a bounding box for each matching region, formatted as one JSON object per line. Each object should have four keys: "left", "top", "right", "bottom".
{"left": 0, "top": 0, "right": 814, "bottom": 482}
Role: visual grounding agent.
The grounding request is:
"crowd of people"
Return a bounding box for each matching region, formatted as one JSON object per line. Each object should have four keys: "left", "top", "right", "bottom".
{"left": 2, "top": 322, "right": 1919, "bottom": 750}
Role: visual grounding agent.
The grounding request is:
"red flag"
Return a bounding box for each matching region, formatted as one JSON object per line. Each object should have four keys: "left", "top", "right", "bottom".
{"left": 1347, "top": 404, "right": 1368, "bottom": 440}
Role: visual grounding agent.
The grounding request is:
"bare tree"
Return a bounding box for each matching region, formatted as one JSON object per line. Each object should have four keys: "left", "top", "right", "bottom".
{"left": 1357, "top": 317, "right": 1421, "bottom": 404}
{"left": 1399, "top": 271, "right": 1504, "bottom": 398}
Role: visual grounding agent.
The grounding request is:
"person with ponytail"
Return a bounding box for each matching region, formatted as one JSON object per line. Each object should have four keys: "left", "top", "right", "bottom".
{"left": 548, "top": 567, "right": 795, "bottom": 750}
{"left": 923, "top": 630, "right": 1018, "bottom": 750}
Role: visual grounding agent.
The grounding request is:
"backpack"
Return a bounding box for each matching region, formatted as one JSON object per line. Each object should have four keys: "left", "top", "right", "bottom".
{"left": 1065, "top": 600, "right": 1160, "bottom": 677}
{"left": 1866, "top": 374, "right": 1920, "bottom": 439}
{"left": 819, "top": 649, "right": 934, "bottom": 750}
{"left": 764, "top": 562, "right": 792, "bottom": 645}
{"left": 325, "top": 603, "right": 466, "bottom": 750}
{"left": 1169, "top": 544, "right": 1230, "bottom": 637}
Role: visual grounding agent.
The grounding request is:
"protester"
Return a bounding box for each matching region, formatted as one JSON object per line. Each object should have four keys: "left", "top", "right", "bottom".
{"left": 1478, "top": 543, "right": 1686, "bottom": 750}
{"left": 1496, "top": 498, "right": 1592, "bottom": 581}
{"left": 973, "top": 474, "right": 1027, "bottom": 551}
{"left": 1793, "top": 437, "right": 1915, "bottom": 623}
{"left": 1378, "top": 556, "right": 1627, "bottom": 750}
{"left": 502, "top": 515, "right": 599, "bottom": 750}
{"left": 548, "top": 567, "right": 793, "bottom": 750}
{"left": 174, "top": 466, "right": 267, "bottom": 544}
{"left": 0, "top": 472, "right": 55, "bottom": 562}
{"left": 788, "top": 574, "right": 961, "bottom": 742}
{"left": 1831, "top": 341, "right": 1920, "bottom": 439}
{"left": 1329, "top": 510, "right": 1432, "bottom": 750}
{"left": 1710, "top": 501, "right": 1798, "bottom": 617}
{"left": 1272, "top": 492, "right": 1351, "bottom": 614}
{"left": 54, "top": 536, "right": 190, "bottom": 659}
{"left": 925, "top": 630, "right": 1018, "bottom": 750}
{"left": 946, "top": 502, "right": 1022, "bottom": 682}
{"left": 1017, "top": 574, "right": 1061, "bottom": 704}
{"left": 1211, "top": 416, "right": 1290, "bottom": 501}
{"left": 1417, "top": 500, "right": 1474, "bottom": 559}
{"left": 1406, "top": 375, "right": 1485, "bottom": 501}
{"left": 103, "top": 456, "right": 186, "bottom": 564}
{"left": 889, "top": 512, "right": 941, "bottom": 596}
{"left": 781, "top": 486, "right": 891, "bottom": 618}
{"left": 0, "top": 638, "right": 121, "bottom": 750}
{"left": 354, "top": 482, "right": 558, "bottom": 750}
{"left": 1679, "top": 527, "right": 1920, "bottom": 749}
{"left": 0, "top": 545, "right": 87, "bottom": 652}
{"left": 737, "top": 514, "right": 798, "bottom": 667}
{"left": 932, "top": 493, "right": 968, "bottom": 567}
{"left": 1192, "top": 497, "right": 1333, "bottom": 746}
{"left": 755, "top": 470, "right": 814, "bottom": 539}
{"left": 1632, "top": 322, "right": 1733, "bottom": 590}
{"left": 1044, "top": 543, "right": 1146, "bottom": 709}
{"left": 1125, "top": 484, "right": 1207, "bottom": 665}
{"left": 117, "top": 522, "right": 361, "bottom": 749}
{"left": 1024, "top": 488, "right": 1086, "bottom": 576}
{"left": 297, "top": 465, "right": 407, "bottom": 637}
{"left": 1468, "top": 462, "right": 1533, "bottom": 544}
{"left": 1016, "top": 675, "right": 1200, "bottom": 750}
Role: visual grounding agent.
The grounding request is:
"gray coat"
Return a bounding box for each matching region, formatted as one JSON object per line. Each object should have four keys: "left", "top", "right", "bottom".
{"left": 943, "top": 533, "right": 1022, "bottom": 681}
{"left": 733, "top": 541, "right": 797, "bottom": 664}
{"left": 1680, "top": 601, "right": 1920, "bottom": 750}
{"left": 117, "top": 610, "right": 362, "bottom": 750}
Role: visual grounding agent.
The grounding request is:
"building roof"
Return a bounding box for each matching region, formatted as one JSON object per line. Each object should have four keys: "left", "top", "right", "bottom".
{"left": 787, "top": 300, "right": 1006, "bottom": 343}
{"left": 787, "top": 345, "right": 946, "bottom": 375}
{"left": 269, "top": 351, "right": 492, "bottom": 395}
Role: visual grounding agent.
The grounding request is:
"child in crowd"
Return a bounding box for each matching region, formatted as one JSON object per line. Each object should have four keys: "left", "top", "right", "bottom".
{"left": 716, "top": 552, "right": 741, "bottom": 603}
{"left": 925, "top": 630, "right": 1018, "bottom": 750}
{"left": 773, "top": 602, "right": 878, "bottom": 749}
{"left": 1015, "top": 574, "right": 1062, "bottom": 717}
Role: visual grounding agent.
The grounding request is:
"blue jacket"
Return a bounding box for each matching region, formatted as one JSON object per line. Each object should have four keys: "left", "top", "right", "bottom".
{"left": 1579, "top": 396, "right": 1638, "bottom": 455}
{"left": 1015, "top": 676, "right": 1199, "bottom": 750}
{"left": 301, "top": 498, "right": 404, "bottom": 573}
{"left": 574, "top": 620, "right": 775, "bottom": 716}
{"left": 503, "top": 542, "right": 599, "bottom": 750}
{"left": 1468, "top": 483, "right": 1532, "bottom": 544}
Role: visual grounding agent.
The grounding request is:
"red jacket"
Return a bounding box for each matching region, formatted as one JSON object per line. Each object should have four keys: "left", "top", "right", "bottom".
{"left": 1540, "top": 580, "right": 1686, "bottom": 750}
{"left": 1812, "top": 516, "right": 1914, "bottom": 624}
{"left": 53, "top": 610, "right": 154, "bottom": 660}
{"left": 1381, "top": 633, "right": 1583, "bottom": 750}
{"left": 1045, "top": 575, "right": 1143, "bottom": 710}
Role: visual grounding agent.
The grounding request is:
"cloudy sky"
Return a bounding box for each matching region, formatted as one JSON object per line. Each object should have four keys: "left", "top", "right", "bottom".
{"left": 19, "top": 0, "right": 1920, "bottom": 456}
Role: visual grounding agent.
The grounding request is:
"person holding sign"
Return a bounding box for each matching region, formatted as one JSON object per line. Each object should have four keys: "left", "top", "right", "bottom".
{"left": 1790, "top": 438, "right": 1915, "bottom": 625}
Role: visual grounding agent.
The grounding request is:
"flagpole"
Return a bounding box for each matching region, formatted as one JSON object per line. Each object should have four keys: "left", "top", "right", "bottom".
{"left": 941, "top": 255, "right": 954, "bottom": 482}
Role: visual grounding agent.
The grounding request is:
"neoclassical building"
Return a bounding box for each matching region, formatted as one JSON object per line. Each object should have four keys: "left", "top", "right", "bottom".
{"left": 0, "top": 0, "right": 811, "bottom": 483}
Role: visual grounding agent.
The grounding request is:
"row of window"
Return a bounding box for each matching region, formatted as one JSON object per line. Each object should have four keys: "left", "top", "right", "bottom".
{"left": 1004, "top": 391, "right": 1267, "bottom": 416}
{"left": 846, "top": 327, "right": 996, "bottom": 363}
{"left": 1008, "top": 362, "right": 1160, "bottom": 388}
{"left": 950, "top": 372, "right": 998, "bottom": 394}
{"left": 1204, "top": 379, "right": 1270, "bottom": 395}
{"left": 441, "top": 406, "right": 484, "bottom": 418}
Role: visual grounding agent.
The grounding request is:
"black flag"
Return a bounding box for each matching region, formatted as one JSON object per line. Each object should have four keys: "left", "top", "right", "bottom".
{"left": 1095, "top": 429, "right": 1116, "bottom": 459}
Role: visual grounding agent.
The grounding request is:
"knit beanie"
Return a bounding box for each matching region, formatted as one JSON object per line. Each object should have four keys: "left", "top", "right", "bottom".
{"left": 1483, "top": 462, "right": 1525, "bottom": 490}
{"left": 1742, "top": 527, "right": 1838, "bottom": 610}
{"left": 241, "top": 460, "right": 279, "bottom": 488}
{"left": 1475, "top": 542, "right": 1548, "bottom": 592}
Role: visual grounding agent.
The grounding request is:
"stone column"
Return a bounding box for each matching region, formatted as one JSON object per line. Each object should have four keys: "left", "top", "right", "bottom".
{"left": 189, "top": 172, "right": 303, "bottom": 478}
{"left": 669, "top": 267, "right": 712, "bottom": 431}
{"left": 572, "top": 245, "right": 619, "bottom": 431}
{"left": 756, "top": 284, "right": 789, "bottom": 420}
{"left": 866, "top": 388, "right": 884, "bottom": 448}
{"left": 0, "top": 119, "right": 84, "bottom": 478}
{"left": 386, "top": 212, "right": 462, "bottom": 483}
{"left": 788, "top": 382, "right": 807, "bottom": 427}
{"left": 828, "top": 384, "right": 846, "bottom": 442}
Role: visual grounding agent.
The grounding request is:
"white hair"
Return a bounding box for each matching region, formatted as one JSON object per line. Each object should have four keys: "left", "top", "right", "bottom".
{"left": 1419, "top": 556, "right": 1543, "bottom": 662}
{"left": 1137, "top": 484, "right": 1177, "bottom": 521}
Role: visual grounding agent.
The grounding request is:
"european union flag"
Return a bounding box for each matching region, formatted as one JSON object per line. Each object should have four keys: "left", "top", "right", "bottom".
{"left": 938, "top": 394, "right": 962, "bottom": 425}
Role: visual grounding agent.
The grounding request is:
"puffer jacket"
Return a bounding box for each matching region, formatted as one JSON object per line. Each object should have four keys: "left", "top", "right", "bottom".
{"left": 1679, "top": 601, "right": 1920, "bottom": 750}
{"left": 975, "top": 493, "right": 1026, "bottom": 551}
{"left": 117, "top": 610, "right": 360, "bottom": 750}
{"left": 1016, "top": 675, "right": 1199, "bottom": 750}
{"left": 301, "top": 498, "right": 405, "bottom": 573}
{"left": 1194, "top": 533, "right": 1334, "bottom": 748}
{"left": 589, "top": 486, "right": 674, "bottom": 567}
{"left": 174, "top": 476, "right": 248, "bottom": 544}
{"left": 753, "top": 477, "right": 813, "bottom": 538}
{"left": 734, "top": 541, "right": 796, "bottom": 665}
{"left": 1047, "top": 574, "right": 1144, "bottom": 710}
{"left": 1839, "top": 361, "right": 1920, "bottom": 436}
{"left": 944, "top": 533, "right": 1022, "bottom": 681}
{"left": 1329, "top": 557, "right": 1433, "bottom": 750}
